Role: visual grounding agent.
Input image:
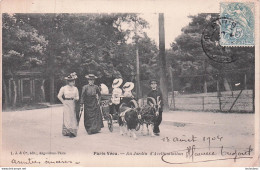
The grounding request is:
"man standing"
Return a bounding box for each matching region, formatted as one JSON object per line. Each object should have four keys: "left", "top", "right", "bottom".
{"left": 147, "top": 79, "right": 163, "bottom": 136}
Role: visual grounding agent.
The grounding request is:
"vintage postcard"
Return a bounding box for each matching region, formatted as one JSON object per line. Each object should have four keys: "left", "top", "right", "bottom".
{"left": 0, "top": 0, "right": 259, "bottom": 167}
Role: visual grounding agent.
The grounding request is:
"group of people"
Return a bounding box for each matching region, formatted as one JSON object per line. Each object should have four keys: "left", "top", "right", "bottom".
{"left": 109, "top": 78, "right": 136, "bottom": 115}
{"left": 57, "top": 72, "right": 163, "bottom": 138}
{"left": 57, "top": 73, "right": 103, "bottom": 137}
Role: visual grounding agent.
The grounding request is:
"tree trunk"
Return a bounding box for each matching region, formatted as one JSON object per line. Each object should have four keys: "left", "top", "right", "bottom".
{"left": 9, "top": 71, "right": 17, "bottom": 107}
{"left": 12, "top": 79, "right": 17, "bottom": 107}
{"left": 223, "top": 78, "right": 231, "bottom": 91}
{"left": 41, "top": 79, "right": 46, "bottom": 102}
{"left": 48, "top": 46, "right": 55, "bottom": 104}
{"left": 2, "top": 79, "right": 9, "bottom": 109}
{"left": 204, "top": 81, "right": 207, "bottom": 93}
{"left": 159, "top": 13, "right": 169, "bottom": 110}
{"left": 50, "top": 75, "right": 55, "bottom": 104}
{"left": 169, "top": 66, "right": 175, "bottom": 109}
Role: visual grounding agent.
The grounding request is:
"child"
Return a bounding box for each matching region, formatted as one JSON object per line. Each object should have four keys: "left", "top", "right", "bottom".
{"left": 122, "top": 82, "right": 134, "bottom": 98}
{"left": 121, "top": 82, "right": 135, "bottom": 107}
{"left": 110, "top": 78, "right": 123, "bottom": 115}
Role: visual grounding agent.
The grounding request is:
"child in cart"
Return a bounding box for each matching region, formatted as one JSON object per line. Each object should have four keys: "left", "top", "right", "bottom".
{"left": 121, "top": 82, "right": 136, "bottom": 108}
{"left": 109, "top": 78, "right": 123, "bottom": 116}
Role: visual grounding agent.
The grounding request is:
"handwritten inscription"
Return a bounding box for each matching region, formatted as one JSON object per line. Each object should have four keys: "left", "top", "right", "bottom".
{"left": 161, "top": 145, "right": 253, "bottom": 164}
{"left": 90, "top": 135, "right": 253, "bottom": 165}
{"left": 11, "top": 158, "right": 75, "bottom": 165}
{"left": 10, "top": 151, "right": 79, "bottom": 165}
{"left": 161, "top": 135, "right": 223, "bottom": 147}
{"left": 158, "top": 135, "right": 253, "bottom": 164}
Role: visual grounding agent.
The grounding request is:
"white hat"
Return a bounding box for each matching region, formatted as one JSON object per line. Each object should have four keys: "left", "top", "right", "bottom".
{"left": 112, "top": 78, "right": 123, "bottom": 88}
{"left": 100, "top": 83, "right": 109, "bottom": 94}
{"left": 123, "top": 82, "right": 134, "bottom": 91}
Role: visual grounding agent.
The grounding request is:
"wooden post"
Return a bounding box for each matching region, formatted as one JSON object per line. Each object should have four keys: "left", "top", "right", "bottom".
{"left": 136, "top": 46, "right": 141, "bottom": 100}
{"left": 218, "top": 97, "right": 222, "bottom": 111}
{"left": 217, "top": 78, "right": 222, "bottom": 111}
{"left": 134, "top": 17, "right": 142, "bottom": 100}
{"left": 159, "top": 13, "right": 169, "bottom": 110}
{"left": 217, "top": 77, "right": 221, "bottom": 97}
{"left": 203, "top": 60, "right": 207, "bottom": 93}
{"left": 202, "top": 96, "right": 204, "bottom": 111}
{"left": 244, "top": 73, "right": 247, "bottom": 90}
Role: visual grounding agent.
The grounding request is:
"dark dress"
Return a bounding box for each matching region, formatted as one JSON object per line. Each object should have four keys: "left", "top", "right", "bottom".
{"left": 80, "top": 84, "right": 104, "bottom": 134}
{"left": 147, "top": 89, "right": 163, "bottom": 134}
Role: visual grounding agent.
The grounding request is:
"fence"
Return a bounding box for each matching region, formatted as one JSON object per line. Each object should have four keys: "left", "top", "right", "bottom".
{"left": 169, "top": 89, "right": 254, "bottom": 113}
{"left": 137, "top": 68, "right": 254, "bottom": 113}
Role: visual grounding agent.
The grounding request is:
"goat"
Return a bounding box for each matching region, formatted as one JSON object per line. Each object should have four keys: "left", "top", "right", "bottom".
{"left": 140, "top": 96, "right": 161, "bottom": 137}
{"left": 118, "top": 100, "right": 141, "bottom": 140}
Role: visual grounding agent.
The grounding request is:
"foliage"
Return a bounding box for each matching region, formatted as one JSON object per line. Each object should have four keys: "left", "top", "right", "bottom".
{"left": 168, "top": 13, "right": 254, "bottom": 92}
{"left": 2, "top": 13, "right": 48, "bottom": 74}
{"left": 2, "top": 13, "right": 158, "bottom": 94}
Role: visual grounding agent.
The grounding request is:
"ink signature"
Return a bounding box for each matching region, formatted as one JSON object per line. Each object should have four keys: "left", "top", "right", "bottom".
{"left": 161, "top": 145, "right": 253, "bottom": 164}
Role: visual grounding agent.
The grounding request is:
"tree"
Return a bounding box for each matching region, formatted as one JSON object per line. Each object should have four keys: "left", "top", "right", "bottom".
{"left": 3, "top": 13, "right": 151, "bottom": 105}
{"left": 168, "top": 13, "right": 254, "bottom": 93}
{"left": 2, "top": 14, "right": 48, "bottom": 107}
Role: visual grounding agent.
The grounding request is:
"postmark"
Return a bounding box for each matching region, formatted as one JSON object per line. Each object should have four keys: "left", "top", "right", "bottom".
{"left": 220, "top": 2, "right": 255, "bottom": 46}
{"left": 201, "top": 17, "right": 238, "bottom": 63}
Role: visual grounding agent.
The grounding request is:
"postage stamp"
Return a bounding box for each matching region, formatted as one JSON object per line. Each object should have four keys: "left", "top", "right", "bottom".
{"left": 220, "top": 2, "right": 255, "bottom": 46}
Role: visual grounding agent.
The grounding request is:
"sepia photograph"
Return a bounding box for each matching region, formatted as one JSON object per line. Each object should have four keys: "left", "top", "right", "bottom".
{"left": 0, "top": 0, "right": 259, "bottom": 167}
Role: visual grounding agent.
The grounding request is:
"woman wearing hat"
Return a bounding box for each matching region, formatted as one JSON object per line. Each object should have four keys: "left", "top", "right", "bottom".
{"left": 57, "top": 72, "right": 79, "bottom": 138}
{"left": 80, "top": 74, "right": 104, "bottom": 135}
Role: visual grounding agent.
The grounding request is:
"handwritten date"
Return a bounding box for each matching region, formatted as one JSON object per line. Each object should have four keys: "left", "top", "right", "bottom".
{"left": 161, "top": 135, "right": 223, "bottom": 147}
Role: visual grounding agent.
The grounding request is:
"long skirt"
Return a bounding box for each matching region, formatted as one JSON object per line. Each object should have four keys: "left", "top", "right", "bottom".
{"left": 62, "top": 100, "right": 78, "bottom": 137}
{"left": 83, "top": 96, "right": 104, "bottom": 134}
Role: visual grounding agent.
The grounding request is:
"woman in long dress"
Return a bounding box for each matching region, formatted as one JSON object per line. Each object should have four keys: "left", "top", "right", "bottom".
{"left": 57, "top": 72, "right": 79, "bottom": 138}
{"left": 80, "top": 74, "right": 104, "bottom": 135}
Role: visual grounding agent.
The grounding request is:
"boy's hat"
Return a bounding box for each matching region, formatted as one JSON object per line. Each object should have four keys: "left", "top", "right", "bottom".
{"left": 150, "top": 79, "right": 159, "bottom": 84}
{"left": 85, "top": 74, "right": 97, "bottom": 80}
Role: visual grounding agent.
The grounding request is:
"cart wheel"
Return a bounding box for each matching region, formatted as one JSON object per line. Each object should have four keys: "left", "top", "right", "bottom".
{"left": 135, "top": 122, "right": 140, "bottom": 131}
{"left": 107, "top": 114, "right": 113, "bottom": 132}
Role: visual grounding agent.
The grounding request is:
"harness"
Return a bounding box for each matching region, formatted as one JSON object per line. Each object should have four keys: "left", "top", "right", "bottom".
{"left": 141, "top": 106, "right": 157, "bottom": 125}
{"left": 120, "top": 108, "right": 132, "bottom": 123}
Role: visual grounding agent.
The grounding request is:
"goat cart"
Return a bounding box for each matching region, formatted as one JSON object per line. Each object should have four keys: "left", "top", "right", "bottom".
{"left": 100, "top": 94, "right": 140, "bottom": 132}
